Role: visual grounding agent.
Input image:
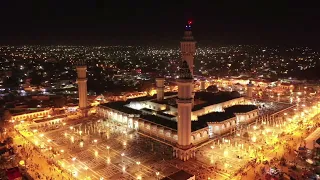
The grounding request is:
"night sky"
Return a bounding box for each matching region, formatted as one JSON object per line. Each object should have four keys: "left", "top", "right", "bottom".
{"left": 1, "top": 1, "right": 319, "bottom": 46}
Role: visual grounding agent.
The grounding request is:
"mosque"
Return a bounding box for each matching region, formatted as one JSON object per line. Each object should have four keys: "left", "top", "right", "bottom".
{"left": 77, "top": 21, "right": 259, "bottom": 161}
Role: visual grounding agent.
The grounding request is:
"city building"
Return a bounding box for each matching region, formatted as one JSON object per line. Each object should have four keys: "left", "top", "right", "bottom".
{"left": 11, "top": 109, "right": 52, "bottom": 122}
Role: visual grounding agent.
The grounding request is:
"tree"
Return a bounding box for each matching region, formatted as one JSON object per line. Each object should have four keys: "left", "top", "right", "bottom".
{"left": 138, "top": 81, "right": 153, "bottom": 92}
{"left": 2, "top": 110, "right": 11, "bottom": 121}
{"left": 206, "top": 85, "right": 219, "bottom": 93}
{"left": 243, "top": 132, "right": 249, "bottom": 139}
{"left": 230, "top": 91, "right": 241, "bottom": 98}
{"left": 53, "top": 97, "right": 66, "bottom": 108}
{"left": 4, "top": 136, "right": 13, "bottom": 145}
{"left": 30, "top": 71, "right": 43, "bottom": 86}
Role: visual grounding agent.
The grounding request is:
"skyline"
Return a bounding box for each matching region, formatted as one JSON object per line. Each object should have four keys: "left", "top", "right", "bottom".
{"left": 1, "top": 1, "right": 320, "bottom": 47}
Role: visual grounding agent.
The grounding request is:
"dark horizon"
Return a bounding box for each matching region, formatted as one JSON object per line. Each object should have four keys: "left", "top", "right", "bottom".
{"left": 1, "top": 1, "right": 320, "bottom": 48}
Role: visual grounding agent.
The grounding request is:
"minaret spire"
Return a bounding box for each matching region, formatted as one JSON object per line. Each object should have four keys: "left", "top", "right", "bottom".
{"left": 181, "top": 20, "right": 196, "bottom": 74}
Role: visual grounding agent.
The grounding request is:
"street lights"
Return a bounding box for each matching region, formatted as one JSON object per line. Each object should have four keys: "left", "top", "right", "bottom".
{"left": 84, "top": 166, "right": 88, "bottom": 179}
{"left": 121, "top": 153, "right": 125, "bottom": 163}
{"left": 94, "top": 139, "right": 98, "bottom": 148}
{"left": 106, "top": 146, "right": 110, "bottom": 155}
{"left": 156, "top": 172, "right": 160, "bottom": 179}
{"left": 136, "top": 161, "right": 141, "bottom": 172}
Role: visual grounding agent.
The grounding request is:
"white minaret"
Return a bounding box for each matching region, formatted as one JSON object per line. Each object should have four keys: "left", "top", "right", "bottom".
{"left": 76, "top": 62, "right": 87, "bottom": 109}
{"left": 174, "top": 61, "right": 194, "bottom": 161}
{"left": 181, "top": 21, "right": 196, "bottom": 107}
{"left": 247, "top": 80, "right": 254, "bottom": 98}
{"left": 156, "top": 77, "right": 165, "bottom": 101}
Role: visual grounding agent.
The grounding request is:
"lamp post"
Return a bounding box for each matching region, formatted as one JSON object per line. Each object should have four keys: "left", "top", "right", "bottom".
{"left": 106, "top": 146, "right": 110, "bottom": 155}
{"left": 121, "top": 153, "right": 125, "bottom": 163}
{"left": 94, "top": 139, "right": 98, "bottom": 148}
{"left": 136, "top": 161, "right": 141, "bottom": 172}
{"left": 156, "top": 172, "right": 160, "bottom": 180}
{"left": 84, "top": 166, "right": 88, "bottom": 179}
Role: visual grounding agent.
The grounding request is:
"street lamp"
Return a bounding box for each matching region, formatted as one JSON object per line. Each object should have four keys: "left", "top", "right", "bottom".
{"left": 156, "top": 172, "right": 160, "bottom": 179}
{"left": 84, "top": 166, "right": 88, "bottom": 178}
{"left": 106, "top": 146, "right": 110, "bottom": 155}
{"left": 121, "top": 153, "right": 125, "bottom": 163}
{"left": 94, "top": 139, "right": 98, "bottom": 148}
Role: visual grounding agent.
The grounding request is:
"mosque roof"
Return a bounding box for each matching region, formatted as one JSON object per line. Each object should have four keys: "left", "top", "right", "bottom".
{"left": 192, "top": 91, "right": 240, "bottom": 111}
{"left": 161, "top": 170, "right": 194, "bottom": 180}
{"left": 140, "top": 114, "right": 177, "bottom": 130}
{"left": 100, "top": 94, "right": 256, "bottom": 132}
{"left": 224, "top": 105, "right": 257, "bottom": 113}
{"left": 100, "top": 101, "right": 141, "bottom": 114}
{"left": 197, "top": 112, "right": 236, "bottom": 123}
{"left": 192, "top": 104, "right": 257, "bottom": 131}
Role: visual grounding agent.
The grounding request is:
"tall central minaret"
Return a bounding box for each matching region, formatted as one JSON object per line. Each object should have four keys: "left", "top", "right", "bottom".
{"left": 180, "top": 21, "right": 196, "bottom": 74}
{"left": 181, "top": 21, "right": 196, "bottom": 107}
{"left": 175, "top": 60, "right": 194, "bottom": 161}
{"left": 76, "top": 61, "right": 87, "bottom": 109}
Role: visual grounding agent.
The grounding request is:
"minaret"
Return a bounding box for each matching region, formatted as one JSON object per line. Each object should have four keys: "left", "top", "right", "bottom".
{"left": 180, "top": 20, "right": 196, "bottom": 107}
{"left": 247, "top": 80, "right": 254, "bottom": 98}
{"left": 174, "top": 61, "right": 194, "bottom": 161}
{"left": 200, "top": 79, "right": 206, "bottom": 91}
{"left": 76, "top": 61, "right": 87, "bottom": 109}
{"left": 156, "top": 77, "right": 165, "bottom": 101}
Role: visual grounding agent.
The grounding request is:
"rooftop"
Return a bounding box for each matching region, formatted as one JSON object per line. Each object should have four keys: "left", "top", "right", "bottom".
{"left": 192, "top": 91, "right": 241, "bottom": 111}
{"left": 100, "top": 93, "right": 255, "bottom": 132}
{"left": 151, "top": 91, "right": 241, "bottom": 111}
{"left": 161, "top": 170, "right": 194, "bottom": 180}
{"left": 193, "top": 104, "right": 257, "bottom": 131}
{"left": 140, "top": 114, "right": 177, "bottom": 130}
{"left": 10, "top": 109, "right": 49, "bottom": 116}
{"left": 224, "top": 105, "right": 257, "bottom": 113}
{"left": 100, "top": 101, "right": 141, "bottom": 115}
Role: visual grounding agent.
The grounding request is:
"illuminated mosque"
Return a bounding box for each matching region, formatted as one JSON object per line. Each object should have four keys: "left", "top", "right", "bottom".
{"left": 96, "top": 21, "right": 259, "bottom": 161}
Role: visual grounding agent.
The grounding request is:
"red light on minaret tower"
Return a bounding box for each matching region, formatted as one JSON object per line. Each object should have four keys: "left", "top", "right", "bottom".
{"left": 188, "top": 20, "right": 192, "bottom": 25}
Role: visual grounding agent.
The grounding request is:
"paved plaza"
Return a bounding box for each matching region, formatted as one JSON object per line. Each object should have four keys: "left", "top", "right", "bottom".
{"left": 14, "top": 100, "right": 320, "bottom": 180}
{"left": 18, "top": 118, "right": 182, "bottom": 180}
